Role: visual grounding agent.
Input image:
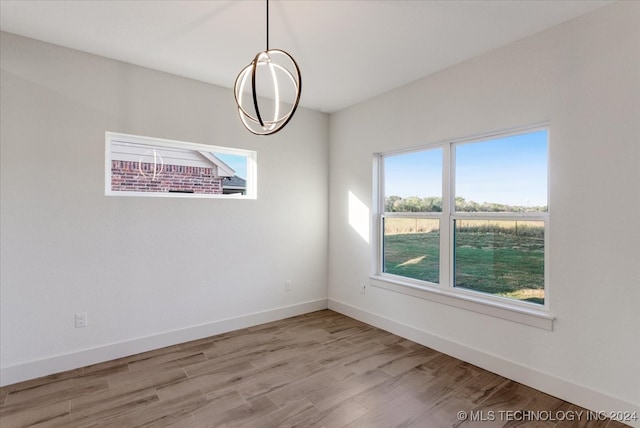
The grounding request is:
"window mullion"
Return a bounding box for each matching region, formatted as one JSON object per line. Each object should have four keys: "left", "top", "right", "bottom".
{"left": 441, "top": 143, "right": 452, "bottom": 289}
{"left": 376, "top": 155, "right": 384, "bottom": 276}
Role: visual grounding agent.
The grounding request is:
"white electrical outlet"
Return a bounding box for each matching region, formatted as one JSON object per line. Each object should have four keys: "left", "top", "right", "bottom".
{"left": 285, "top": 280, "right": 291, "bottom": 291}
{"left": 75, "top": 312, "right": 88, "bottom": 328}
{"left": 360, "top": 283, "right": 366, "bottom": 294}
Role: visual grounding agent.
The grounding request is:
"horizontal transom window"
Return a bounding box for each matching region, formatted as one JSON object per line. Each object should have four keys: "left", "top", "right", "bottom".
{"left": 105, "top": 132, "right": 256, "bottom": 199}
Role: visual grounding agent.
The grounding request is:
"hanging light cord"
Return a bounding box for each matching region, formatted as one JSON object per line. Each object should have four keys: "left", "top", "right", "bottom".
{"left": 233, "top": 0, "right": 301, "bottom": 135}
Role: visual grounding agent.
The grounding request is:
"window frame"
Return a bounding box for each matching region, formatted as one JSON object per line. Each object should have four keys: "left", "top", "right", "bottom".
{"left": 373, "top": 125, "right": 553, "bottom": 330}
{"left": 105, "top": 132, "right": 257, "bottom": 199}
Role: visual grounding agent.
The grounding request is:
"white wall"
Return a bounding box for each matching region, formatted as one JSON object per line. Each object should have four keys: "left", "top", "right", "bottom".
{"left": 328, "top": 1, "right": 639, "bottom": 419}
{"left": 0, "top": 32, "right": 329, "bottom": 384}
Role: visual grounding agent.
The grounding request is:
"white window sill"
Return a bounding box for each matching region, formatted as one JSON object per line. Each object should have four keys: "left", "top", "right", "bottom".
{"left": 369, "top": 275, "right": 555, "bottom": 331}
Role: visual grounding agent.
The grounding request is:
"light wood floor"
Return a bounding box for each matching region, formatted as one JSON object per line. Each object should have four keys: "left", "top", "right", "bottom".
{"left": 0, "top": 310, "right": 630, "bottom": 428}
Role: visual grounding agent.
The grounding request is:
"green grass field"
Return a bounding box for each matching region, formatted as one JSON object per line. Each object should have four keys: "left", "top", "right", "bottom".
{"left": 384, "top": 232, "right": 441, "bottom": 284}
{"left": 384, "top": 220, "right": 544, "bottom": 304}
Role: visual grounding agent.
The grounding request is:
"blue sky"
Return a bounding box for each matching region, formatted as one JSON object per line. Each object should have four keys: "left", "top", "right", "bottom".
{"left": 385, "top": 148, "right": 443, "bottom": 199}
{"left": 384, "top": 130, "right": 548, "bottom": 207}
{"left": 215, "top": 153, "right": 247, "bottom": 179}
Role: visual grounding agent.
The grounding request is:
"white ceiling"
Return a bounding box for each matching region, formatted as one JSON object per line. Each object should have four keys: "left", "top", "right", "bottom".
{"left": 0, "top": 0, "right": 612, "bottom": 113}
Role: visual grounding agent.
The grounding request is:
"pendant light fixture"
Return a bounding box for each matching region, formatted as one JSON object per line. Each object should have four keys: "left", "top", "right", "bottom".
{"left": 234, "top": 0, "right": 302, "bottom": 135}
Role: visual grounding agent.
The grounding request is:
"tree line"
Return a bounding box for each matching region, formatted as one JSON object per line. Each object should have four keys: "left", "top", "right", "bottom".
{"left": 385, "top": 196, "right": 547, "bottom": 213}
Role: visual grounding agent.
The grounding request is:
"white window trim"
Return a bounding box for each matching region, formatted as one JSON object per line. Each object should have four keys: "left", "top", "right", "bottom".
{"left": 373, "top": 124, "right": 554, "bottom": 330}
{"left": 105, "top": 132, "right": 257, "bottom": 199}
{"left": 368, "top": 275, "right": 554, "bottom": 330}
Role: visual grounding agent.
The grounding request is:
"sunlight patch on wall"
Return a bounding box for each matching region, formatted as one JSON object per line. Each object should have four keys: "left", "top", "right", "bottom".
{"left": 348, "top": 191, "right": 370, "bottom": 243}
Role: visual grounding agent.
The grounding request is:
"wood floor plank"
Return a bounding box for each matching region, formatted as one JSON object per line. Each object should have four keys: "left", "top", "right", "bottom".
{"left": 182, "top": 351, "right": 257, "bottom": 380}
{"left": 127, "top": 348, "right": 208, "bottom": 372}
{"left": 303, "top": 398, "right": 369, "bottom": 428}
{"left": 457, "top": 381, "right": 533, "bottom": 428}
{"left": 0, "top": 310, "right": 631, "bottom": 428}
{"left": 446, "top": 367, "right": 509, "bottom": 406}
{"left": 265, "top": 370, "right": 337, "bottom": 409}
{"left": 345, "top": 393, "right": 429, "bottom": 427}
{"left": 190, "top": 395, "right": 277, "bottom": 428}
{"left": 155, "top": 376, "right": 205, "bottom": 403}
{"left": 335, "top": 343, "right": 411, "bottom": 377}
{"left": 265, "top": 397, "right": 318, "bottom": 427}
{"left": 63, "top": 388, "right": 159, "bottom": 427}
{"left": 304, "top": 369, "right": 392, "bottom": 412}
{"left": 0, "top": 400, "right": 70, "bottom": 428}
{"left": 237, "top": 355, "right": 325, "bottom": 401}
{"left": 406, "top": 393, "right": 472, "bottom": 427}
{"left": 81, "top": 361, "right": 130, "bottom": 378}
{"left": 352, "top": 367, "right": 435, "bottom": 411}
{"left": 107, "top": 366, "right": 188, "bottom": 392}
{"left": 0, "top": 368, "right": 84, "bottom": 399}
{"left": 378, "top": 346, "right": 439, "bottom": 377}
{"left": 89, "top": 391, "right": 206, "bottom": 428}
{"left": 2, "top": 376, "right": 109, "bottom": 411}
{"left": 414, "top": 361, "right": 483, "bottom": 407}
{"left": 246, "top": 339, "right": 325, "bottom": 369}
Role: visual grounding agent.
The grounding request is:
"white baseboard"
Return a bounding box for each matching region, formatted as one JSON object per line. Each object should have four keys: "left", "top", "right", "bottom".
{"left": 0, "top": 299, "right": 328, "bottom": 387}
{"left": 328, "top": 299, "right": 640, "bottom": 428}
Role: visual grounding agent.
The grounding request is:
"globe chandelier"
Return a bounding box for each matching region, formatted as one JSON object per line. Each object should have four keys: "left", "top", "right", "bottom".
{"left": 234, "top": 0, "right": 302, "bottom": 135}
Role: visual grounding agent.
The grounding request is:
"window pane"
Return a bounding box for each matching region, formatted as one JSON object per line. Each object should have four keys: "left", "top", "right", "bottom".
{"left": 454, "top": 219, "right": 544, "bottom": 304}
{"left": 455, "top": 130, "right": 547, "bottom": 212}
{"left": 213, "top": 153, "right": 249, "bottom": 195}
{"left": 384, "top": 149, "right": 442, "bottom": 212}
{"left": 108, "top": 135, "right": 254, "bottom": 197}
{"left": 383, "top": 218, "right": 439, "bottom": 284}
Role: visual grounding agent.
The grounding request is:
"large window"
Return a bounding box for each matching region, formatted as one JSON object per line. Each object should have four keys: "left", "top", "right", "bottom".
{"left": 378, "top": 127, "right": 548, "bottom": 310}
{"left": 105, "top": 132, "right": 256, "bottom": 199}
